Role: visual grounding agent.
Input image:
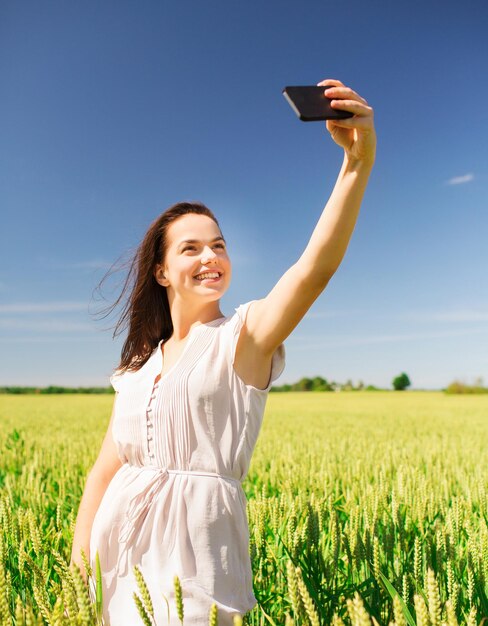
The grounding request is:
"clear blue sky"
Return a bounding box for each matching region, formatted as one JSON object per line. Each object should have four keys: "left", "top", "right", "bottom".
{"left": 1, "top": 0, "right": 487, "bottom": 390}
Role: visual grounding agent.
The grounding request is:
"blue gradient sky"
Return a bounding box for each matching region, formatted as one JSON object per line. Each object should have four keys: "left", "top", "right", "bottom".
{"left": 1, "top": 0, "right": 487, "bottom": 389}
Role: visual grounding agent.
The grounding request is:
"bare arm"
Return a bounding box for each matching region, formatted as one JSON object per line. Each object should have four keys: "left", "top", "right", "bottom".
{"left": 70, "top": 394, "right": 123, "bottom": 580}
{"left": 70, "top": 470, "right": 114, "bottom": 581}
{"left": 245, "top": 77, "right": 376, "bottom": 354}
{"left": 298, "top": 154, "right": 373, "bottom": 281}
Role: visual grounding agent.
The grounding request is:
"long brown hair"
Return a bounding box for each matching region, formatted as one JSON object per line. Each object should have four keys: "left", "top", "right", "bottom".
{"left": 94, "top": 201, "right": 223, "bottom": 373}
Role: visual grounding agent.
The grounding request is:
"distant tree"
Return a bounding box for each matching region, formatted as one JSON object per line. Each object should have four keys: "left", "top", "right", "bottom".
{"left": 311, "top": 376, "right": 334, "bottom": 391}
{"left": 445, "top": 377, "right": 488, "bottom": 394}
{"left": 357, "top": 380, "right": 365, "bottom": 390}
{"left": 392, "top": 372, "right": 411, "bottom": 391}
{"left": 295, "top": 377, "right": 314, "bottom": 391}
{"left": 445, "top": 380, "right": 466, "bottom": 394}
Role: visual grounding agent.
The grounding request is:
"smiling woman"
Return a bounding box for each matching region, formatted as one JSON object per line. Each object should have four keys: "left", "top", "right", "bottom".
{"left": 74, "top": 200, "right": 287, "bottom": 624}
{"left": 72, "top": 75, "right": 376, "bottom": 625}
{"left": 93, "top": 202, "right": 231, "bottom": 371}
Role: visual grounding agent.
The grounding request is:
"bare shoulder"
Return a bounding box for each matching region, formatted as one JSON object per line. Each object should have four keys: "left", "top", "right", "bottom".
{"left": 233, "top": 300, "right": 276, "bottom": 390}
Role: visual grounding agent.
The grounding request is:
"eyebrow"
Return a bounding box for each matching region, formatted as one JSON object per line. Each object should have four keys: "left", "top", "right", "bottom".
{"left": 177, "top": 236, "right": 226, "bottom": 249}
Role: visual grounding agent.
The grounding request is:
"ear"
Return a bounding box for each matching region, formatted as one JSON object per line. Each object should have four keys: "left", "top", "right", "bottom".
{"left": 154, "top": 263, "right": 169, "bottom": 287}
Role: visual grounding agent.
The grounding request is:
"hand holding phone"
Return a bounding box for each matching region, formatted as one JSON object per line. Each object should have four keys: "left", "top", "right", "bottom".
{"left": 282, "top": 85, "right": 354, "bottom": 122}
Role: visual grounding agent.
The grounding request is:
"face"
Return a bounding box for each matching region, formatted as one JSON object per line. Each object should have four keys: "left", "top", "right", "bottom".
{"left": 154, "top": 213, "right": 231, "bottom": 303}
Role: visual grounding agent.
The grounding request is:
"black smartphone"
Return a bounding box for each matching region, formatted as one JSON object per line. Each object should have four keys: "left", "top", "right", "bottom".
{"left": 282, "top": 85, "right": 354, "bottom": 121}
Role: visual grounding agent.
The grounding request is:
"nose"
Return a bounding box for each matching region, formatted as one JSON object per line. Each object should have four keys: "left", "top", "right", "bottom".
{"left": 201, "top": 246, "right": 218, "bottom": 264}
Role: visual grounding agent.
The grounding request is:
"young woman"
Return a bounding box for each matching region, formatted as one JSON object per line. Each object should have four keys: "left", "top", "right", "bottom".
{"left": 70, "top": 77, "right": 376, "bottom": 625}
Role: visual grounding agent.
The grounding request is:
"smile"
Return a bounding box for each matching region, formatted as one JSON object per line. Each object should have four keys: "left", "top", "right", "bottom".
{"left": 193, "top": 271, "right": 223, "bottom": 282}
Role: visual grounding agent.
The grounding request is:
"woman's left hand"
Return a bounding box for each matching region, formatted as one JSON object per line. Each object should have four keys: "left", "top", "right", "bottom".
{"left": 317, "top": 78, "right": 376, "bottom": 166}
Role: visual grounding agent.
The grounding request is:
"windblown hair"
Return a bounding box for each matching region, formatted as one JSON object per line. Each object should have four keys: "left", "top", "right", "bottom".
{"left": 94, "top": 201, "right": 223, "bottom": 374}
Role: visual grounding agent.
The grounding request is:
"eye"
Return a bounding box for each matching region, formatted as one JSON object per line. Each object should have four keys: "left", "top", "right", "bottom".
{"left": 182, "top": 243, "right": 225, "bottom": 252}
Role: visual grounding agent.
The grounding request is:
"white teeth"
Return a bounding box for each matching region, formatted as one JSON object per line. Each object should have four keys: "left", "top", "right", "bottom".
{"left": 194, "top": 272, "right": 220, "bottom": 281}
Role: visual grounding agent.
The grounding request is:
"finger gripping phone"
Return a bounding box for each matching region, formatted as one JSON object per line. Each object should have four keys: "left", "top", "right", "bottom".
{"left": 282, "top": 85, "right": 354, "bottom": 121}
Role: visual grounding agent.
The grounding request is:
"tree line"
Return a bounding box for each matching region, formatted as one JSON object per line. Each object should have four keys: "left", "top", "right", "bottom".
{"left": 1, "top": 373, "right": 486, "bottom": 394}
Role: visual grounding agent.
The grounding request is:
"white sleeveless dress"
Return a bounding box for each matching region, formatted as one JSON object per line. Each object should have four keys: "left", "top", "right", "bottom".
{"left": 88, "top": 300, "right": 286, "bottom": 625}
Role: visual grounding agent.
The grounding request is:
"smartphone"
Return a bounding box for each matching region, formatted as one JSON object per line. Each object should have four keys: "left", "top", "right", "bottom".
{"left": 282, "top": 85, "right": 354, "bottom": 121}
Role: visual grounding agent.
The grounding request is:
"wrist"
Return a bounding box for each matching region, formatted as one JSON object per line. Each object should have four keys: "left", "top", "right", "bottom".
{"left": 343, "top": 152, "right": 375, "bottom": 173}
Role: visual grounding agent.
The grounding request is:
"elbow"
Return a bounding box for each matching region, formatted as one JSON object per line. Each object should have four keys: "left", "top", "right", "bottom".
{"left": 295, "top": 249, "right": 337, "bottom": 281}
{"left": 294, "top": 259, "right": 335, "bottom": 292}
{"left": 88, "top": 461, "right": 122, "bottom": 486}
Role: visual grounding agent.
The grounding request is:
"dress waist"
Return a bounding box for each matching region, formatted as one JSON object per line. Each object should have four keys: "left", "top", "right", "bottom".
{"left": 127, "top": 463, "right": 241, "bottom": 485}
{"left": 117, "top": 463, "right": 243, "bottom": 573}
{"left": 167, "top": 467, "right": 241, "bottom": 485}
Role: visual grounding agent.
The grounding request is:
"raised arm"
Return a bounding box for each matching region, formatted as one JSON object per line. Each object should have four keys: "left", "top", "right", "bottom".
{"left": 246, "top": 78, "right": 376, "bottom": 355}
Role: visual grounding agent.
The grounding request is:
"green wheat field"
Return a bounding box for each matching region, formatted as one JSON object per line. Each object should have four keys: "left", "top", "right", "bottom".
{"left": 0, "top": 391, "right": 487, "bottom": 626}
